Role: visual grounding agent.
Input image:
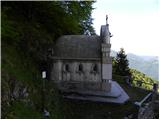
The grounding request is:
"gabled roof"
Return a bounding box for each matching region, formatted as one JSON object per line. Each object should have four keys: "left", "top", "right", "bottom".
{"left": 54, "top": 35, "right": 101, "bottom": 59}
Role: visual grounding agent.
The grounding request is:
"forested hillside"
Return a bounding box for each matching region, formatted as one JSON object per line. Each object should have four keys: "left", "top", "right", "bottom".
{"left": 130, "top": 69, "right": 158, "bottom": 90}
{"left": 112, "top": 49, "right": 158, "bottom": 90}
{"left": 128, "top": 54, "right": 159, "bottom": 80}
{"left": 1, "top": 1, "right": 95, "bottom": 118}
{"left": 111, "top": 50, "right": 159, "bottom": 80}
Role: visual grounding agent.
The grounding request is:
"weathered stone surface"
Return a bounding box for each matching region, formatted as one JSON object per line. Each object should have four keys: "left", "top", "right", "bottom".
{"left": 54, "top": 35, "right": 101, "bottom": 59}
{"left": 56, "top": 81, "right": 102, "bottom": 92}
{"left": 100, "top": 25, "right": 110, "bottom": 44}
{"left": 102, "top": 58, "right": 112, "bottom": 64}
{"left": 101, "top": 80, "right": 111, "bottom": 92}
{"left": 59, "top": 81, "right": 128, "bottom": 98}
{"left": 63, "top": 81, "right": 129, "bottom": 104}
{"left": 51, "top": 61, "right": 102, "bottom": 83}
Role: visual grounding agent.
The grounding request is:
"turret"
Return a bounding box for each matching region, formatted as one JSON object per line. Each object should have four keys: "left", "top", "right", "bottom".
{"left": 100, "top": 15, "right": 112, "bottom": 92}
{"left": 100, "top": 15, "right": 111, "bottom": 44}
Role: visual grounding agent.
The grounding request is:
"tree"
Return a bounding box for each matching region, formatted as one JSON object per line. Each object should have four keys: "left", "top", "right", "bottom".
{"left": 2, "top": 1, "right": 96, "bottom": 74}
{"left": 1, "top": 1, "right": 96, "bottom": 118}
{"left": 114, "top": 48, "right": 131, "bottom": 76}
{"left": 2, "top": 1, "right": 95, "bottom": 62}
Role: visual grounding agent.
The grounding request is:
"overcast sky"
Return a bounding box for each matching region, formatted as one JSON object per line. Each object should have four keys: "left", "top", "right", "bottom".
{"left": 92, "top": 0, "right": 160, "bottom": 56}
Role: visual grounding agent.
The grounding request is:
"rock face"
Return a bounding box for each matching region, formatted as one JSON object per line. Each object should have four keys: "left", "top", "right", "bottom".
{"left": 50, "top": 15, "right": 129, "bottom": 104}
{"left": 1, "top": 70, "right": 30, "bottom": 117}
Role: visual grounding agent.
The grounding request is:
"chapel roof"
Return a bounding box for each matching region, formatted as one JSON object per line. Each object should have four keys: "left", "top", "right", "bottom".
{"left": 54, "top": 35, "right": 101, "bottom": 59}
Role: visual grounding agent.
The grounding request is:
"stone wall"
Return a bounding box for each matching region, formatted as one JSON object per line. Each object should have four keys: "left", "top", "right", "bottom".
{"left": 56, "top": 81, "right": 103, "bottom": 92}
{"left": 51, "top": 59, "right": 102, "bottom": 83}
{"left": 51, "top": 59, "right": 113, "bottom": 92}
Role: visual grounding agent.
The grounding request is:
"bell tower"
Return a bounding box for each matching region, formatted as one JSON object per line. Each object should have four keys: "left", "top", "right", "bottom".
{"left": 100, "top": 15, "right": 112, "bottom": 91}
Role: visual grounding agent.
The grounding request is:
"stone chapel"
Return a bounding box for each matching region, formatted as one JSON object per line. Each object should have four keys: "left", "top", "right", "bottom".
{"left": 50, "top": 15, "right": 129, "bottom": 104}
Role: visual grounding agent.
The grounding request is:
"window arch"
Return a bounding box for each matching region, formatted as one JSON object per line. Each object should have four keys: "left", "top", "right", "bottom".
{"left": 91, "top": 64, "right": 98, "bottom": 74}
{"left": 63, "top": 64, "right": 69, "bottom": 72}
{"left": 78, "top": 64, "right": 83, "bottom": 72}
{"left": 93, "top": 64, "right": 98, "bottom": 72}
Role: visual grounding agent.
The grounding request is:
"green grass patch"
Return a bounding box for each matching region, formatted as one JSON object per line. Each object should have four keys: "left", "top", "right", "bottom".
{"left": 53, "top": 97, "right": 135, "bottom": 119}
{"left": 4, "top": 101, "right": 42, "bottom": 119}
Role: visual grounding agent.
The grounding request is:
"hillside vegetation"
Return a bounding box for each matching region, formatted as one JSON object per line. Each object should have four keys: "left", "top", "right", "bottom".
{"left": 112, "top": 48, "right": 157, "bottom": 91}
{"left": 130, "top": 69, "right": 158, "bottom": 90}
{"left": 111, "top": 50, "right": 159, "bottom": 80}
{"left": 127, "top": 54, "right": 159, "bottom": 80}
{"left": 1, "top": 1, "right": 95, "bottom": 118}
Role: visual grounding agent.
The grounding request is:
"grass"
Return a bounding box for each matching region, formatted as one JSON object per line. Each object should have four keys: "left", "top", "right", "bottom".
{"left": 113, "top": 74, "right": 151, "bottom": 101}
{"left": 119, "top": 83, "right": 150, "bottom": 102}
{"left": 51, "top": 81, "right": 151, "bottom": 119}
{"left": 4, "top": 101, "right": 42, "bottom": 119}
{"left": 57, "top": 98, "right": 132, "bottom": 119}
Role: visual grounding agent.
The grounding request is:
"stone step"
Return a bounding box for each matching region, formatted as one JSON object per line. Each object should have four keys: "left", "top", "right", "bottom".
{"left": 60, "top": 81, "right": 123, "bottom": 98}
{"left": 63, "top": 81, "right": 130, "bottom": 104}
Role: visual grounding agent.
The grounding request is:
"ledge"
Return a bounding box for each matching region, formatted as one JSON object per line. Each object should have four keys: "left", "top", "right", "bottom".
{"left": 59, "top": 81, "right": 130, "bottom": 104}
{"left": 50, "top": 56, "right": 101, "bottom": 61}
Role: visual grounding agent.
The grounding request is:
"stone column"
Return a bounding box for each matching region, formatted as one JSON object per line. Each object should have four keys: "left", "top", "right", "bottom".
{"left": 57, "top": 60, "right": 62, "bottom": 81}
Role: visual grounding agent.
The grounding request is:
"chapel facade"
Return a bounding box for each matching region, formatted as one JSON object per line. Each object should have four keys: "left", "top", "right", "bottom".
{"left": 50, "top": 15, "right": 129, "bottom": 104}
{"left": 51, "top": 15, "right": 112, "bottom": 92}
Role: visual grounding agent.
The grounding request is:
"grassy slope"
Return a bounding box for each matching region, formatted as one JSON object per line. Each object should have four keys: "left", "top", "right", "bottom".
{"left": 1, "top": 43, "right": 42, "bottom": 118}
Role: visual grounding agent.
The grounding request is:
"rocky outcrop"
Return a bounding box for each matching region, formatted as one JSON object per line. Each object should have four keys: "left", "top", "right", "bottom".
{"left": 1, "top": 70, "right": 29, "bottom": 117}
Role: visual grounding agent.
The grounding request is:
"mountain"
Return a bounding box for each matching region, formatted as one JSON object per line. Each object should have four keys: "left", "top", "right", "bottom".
{"left": 111, "top": 50, "right": 159, "bottom": 80}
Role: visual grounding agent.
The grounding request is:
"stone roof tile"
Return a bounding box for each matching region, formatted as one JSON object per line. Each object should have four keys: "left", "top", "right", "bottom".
{"left": 54, "top": 35, "right": 101, "bottom": 58}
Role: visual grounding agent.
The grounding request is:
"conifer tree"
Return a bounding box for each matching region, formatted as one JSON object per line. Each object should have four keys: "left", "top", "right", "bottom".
{"left": 115, "top": 48, "right": 131, "bottom": 76}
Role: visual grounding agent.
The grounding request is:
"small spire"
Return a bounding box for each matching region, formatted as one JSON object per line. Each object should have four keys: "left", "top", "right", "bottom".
{"left": 106, "top": 15, "right": 108, "bottom": 25}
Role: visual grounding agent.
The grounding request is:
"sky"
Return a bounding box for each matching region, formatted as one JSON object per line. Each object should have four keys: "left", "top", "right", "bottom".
{"left": 92, "top": 0, "right": 160, "bottom": 56}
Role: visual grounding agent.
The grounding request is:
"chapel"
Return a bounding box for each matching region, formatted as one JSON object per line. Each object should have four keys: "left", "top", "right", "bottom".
{"left": 50, "top": 15, "right": 129, "bottom": 104}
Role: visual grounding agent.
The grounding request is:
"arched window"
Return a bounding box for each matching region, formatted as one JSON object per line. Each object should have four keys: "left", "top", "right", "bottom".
{"left": 63, "top": 64, "right": 69, "bottom": 72}
{"left": 78, "top": 64, "right": 83, "bottom": 72}
{"left": 91, "top": 64, "right": 98, "bottom": 74}
{"left": 93, "top": 64, "right": 98, "bottom": 72}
